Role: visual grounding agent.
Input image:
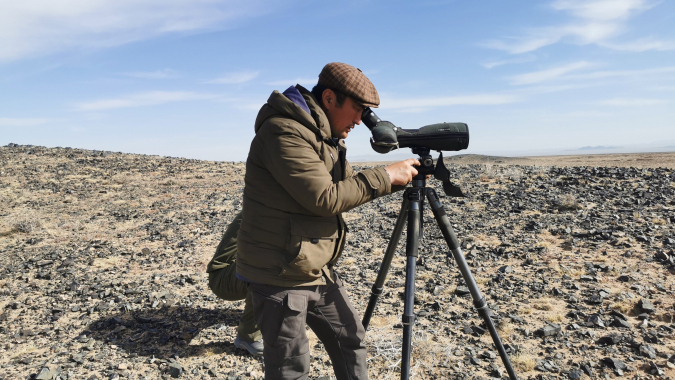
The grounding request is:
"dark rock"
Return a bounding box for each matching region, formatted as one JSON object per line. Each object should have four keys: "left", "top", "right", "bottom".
{"left": 498, "top": 266, "right": 513, "bottom": 273}
{"left": 648, "top": 361, "right": 665, "bottom": 376}
{"left": 455, "top": 286, "right": 470, "bottom": 296}
{"left": 581, "top": 363, "right": 593, "bottom": 376}
{"left": 568, "top": 369, "right": 583, "bottom": 379}
{"left": 168, "top": 362, "right": 183, "bottom": 378}
{"left": 72, "top": 353, "right": 84, "bottom": 364}
{"left": 597, "top": 334, "right": 621, "bottom": 345}
{"left": 586, "top": 315, "right": 604, "bottom": 327}
{"left": 655, "top": 251, "right": 670, "bottom": 261}
{"left": 35, "top": 366, "right": 55, "bottom": 380}
{"left": 601, "top": 357, "right": 626, "bottom": 370}
{"left": 488, "top": 363, "right": 503, "bottom": 378}
{"left": 639, "top": 344, "right": 656, "bottom": 359}
{"left": 472, "top": 325, "right": 487, "bottom": 336}
{"left": 638, "top": 298, "right": 656, "bottom": 314}
{"left": 534, "top": 324, "right": 561, "bottom": 337}
{"left": 611, "top": 317, "right": 632, "bottom": 329}
{"left": 609, "top": 310, "right": 628, "bottom": 321}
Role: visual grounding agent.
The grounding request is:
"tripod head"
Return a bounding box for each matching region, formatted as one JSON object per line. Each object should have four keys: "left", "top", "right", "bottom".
{"left": 407, "top": 147, "right": 466, "bottom": 197}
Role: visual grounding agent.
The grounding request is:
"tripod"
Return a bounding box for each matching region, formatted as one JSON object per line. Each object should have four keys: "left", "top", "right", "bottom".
{"left": 361, "top": 148, "right": 517, "bottom": 380}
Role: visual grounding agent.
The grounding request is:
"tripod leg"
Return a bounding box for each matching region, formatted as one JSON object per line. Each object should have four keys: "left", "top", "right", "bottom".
{"left": 401, "top": 188, "right": 422, "bottom": 380}
{"left": 362, "top": 192, "right": 410, "bottom": 330}
{"left": 426, "top": 189, "right": 518, "bottom": 380}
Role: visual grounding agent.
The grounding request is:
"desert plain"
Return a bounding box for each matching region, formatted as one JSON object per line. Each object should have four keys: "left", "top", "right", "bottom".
{"left": 0, "top": 144, "right": 674, "bottom": 380}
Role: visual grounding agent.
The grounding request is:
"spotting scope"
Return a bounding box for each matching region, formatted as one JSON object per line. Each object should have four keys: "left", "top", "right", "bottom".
{"left": 361, "top": 108, "right": 469, "bottom": 153}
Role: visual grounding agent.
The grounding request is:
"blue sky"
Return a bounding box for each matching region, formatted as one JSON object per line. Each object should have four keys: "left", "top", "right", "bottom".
{"left": 1, "top": 0, "right": 674, "bottom": 161}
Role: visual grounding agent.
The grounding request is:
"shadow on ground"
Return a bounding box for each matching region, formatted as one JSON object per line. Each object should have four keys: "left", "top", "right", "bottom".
{"left": 83, "top": 306, "right": 249, "bottom": 359}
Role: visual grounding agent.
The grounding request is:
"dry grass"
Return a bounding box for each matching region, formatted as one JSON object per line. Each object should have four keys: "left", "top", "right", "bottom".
{"left": 471, "top": 233, "right": 502, "bottom": 248}
{"left": 341, "top": 257, "right": 356, "bottom": 266}
{"left": 652, "top": 217, "right": 668, "bottom": 225}
{"left": 531, "top": 297, "right": 556, "bottom": 311}
{"left": 545, "top": 313, "right": 564, "bottom": 323}
{"left": 496, "top": 320, "right": 514, "bottom": 338}
{"left": 10, "top": 344, "right": 38, "bottom": 360}
{"left": 511, "top": 353, "right": 536, "bottom": 372}
{"left": 610, "top": 300, "right": 634, "bottom": 314}
{"left": 93, "top": 256, "right": 122, "bottom": 269}
{"left": 5, "top": 208, "right": 42, "bottom": 233}
{"left": 558, "top": 194, "right": 582, "bottom": 210}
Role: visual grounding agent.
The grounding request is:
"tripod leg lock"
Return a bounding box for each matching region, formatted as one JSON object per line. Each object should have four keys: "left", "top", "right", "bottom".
{"left": 402, "top": 315, "right": 415, "bottom": 325}
{"left": 370, "top": 286, "right": 383, "bottom": 296}
{"left": 473, "top": 297, "right": 488, "bottom": 310}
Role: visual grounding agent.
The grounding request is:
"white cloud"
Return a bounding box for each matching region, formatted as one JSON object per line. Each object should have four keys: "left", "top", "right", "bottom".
{"left": 599, "top": 38, "right": 675, "bottom": 52}
{"left": 481, "top": 34, "right": 564, "bottom": 55}
{"left": 75, "top": 91, "right": 219, "bottom": 111}
{"left": 380, "top": 94, "right": 520, "bottom": 112}
{"left": 550, "top": 0, "right": 651, "bottom": 21}
{"left": 0, "top": 0, "right": 286, "bottom": 62}
{"left": 0, "top": 117, "right": 52, "bottom": 126}
{"left": 122, "top": 69, "right": 178, "bottom": 79}
{"left": 483, "top": 0, "right": 672, "bottom": 54}
{"left": 208, "top": 71, "right": 259, "bottom": 84}
{"left": 509, "top": 61, "right": 594, "bottom": 85}
{"left": 481, "top": 55, "right": 537, "bottom": 69}
{"left": 598, "top": 98, "right": 670, "bottom": 106}
{"left": 567, "top": 66, "right": 675, "bottom": 80}
{"left": 265, "top": 78, "right": 318, "bottom": 86}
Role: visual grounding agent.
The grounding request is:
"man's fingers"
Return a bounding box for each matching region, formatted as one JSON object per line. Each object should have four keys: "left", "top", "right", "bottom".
{"left": 384, "top": 158, "right": 424, "bottom": 186}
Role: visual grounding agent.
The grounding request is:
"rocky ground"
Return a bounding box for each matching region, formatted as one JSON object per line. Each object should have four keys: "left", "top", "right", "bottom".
{"left": 0, "top": 143, "right": 674, "bottom": 380}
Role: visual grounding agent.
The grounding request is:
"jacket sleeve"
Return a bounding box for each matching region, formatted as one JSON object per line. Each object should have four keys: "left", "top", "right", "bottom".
{"left": 259, "top": 128, "right": 391, "bottom": 217}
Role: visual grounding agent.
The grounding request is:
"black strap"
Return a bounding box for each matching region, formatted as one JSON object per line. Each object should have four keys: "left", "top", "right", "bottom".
{"left": 434, "top": 152, "right": 466, "bottom": 197}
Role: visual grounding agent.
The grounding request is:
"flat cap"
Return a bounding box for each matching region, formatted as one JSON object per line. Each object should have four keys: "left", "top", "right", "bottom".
{"left": 318, "top": 62, "right": 380, "bottom": 108}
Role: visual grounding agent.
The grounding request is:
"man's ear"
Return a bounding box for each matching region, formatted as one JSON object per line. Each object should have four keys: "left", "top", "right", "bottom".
{"left": 322, "top": 88, "right": 335, "bottom": 109}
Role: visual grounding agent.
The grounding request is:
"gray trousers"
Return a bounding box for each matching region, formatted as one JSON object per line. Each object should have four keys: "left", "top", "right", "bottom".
{"left": 251, "top": 273, "right": 368, "bottom": 380}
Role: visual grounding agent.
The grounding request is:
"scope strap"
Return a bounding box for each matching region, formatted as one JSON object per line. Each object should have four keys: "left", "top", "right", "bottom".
{"left": 434, "top": 152, "right": 466, "bottom": 198}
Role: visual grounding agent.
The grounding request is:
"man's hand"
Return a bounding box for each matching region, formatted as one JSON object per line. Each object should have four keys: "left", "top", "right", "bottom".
{"left": 385, "top": 158, "right": 420, "bottom": 186}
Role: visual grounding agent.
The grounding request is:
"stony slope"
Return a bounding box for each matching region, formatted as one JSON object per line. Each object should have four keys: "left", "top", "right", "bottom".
{"left": 1, "top": 144, "right": 673, "bottom": 380}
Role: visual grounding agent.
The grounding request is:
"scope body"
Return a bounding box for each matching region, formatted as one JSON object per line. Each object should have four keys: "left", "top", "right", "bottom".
{"left": 396, "top": 123, "right": 469, "bottom": 151}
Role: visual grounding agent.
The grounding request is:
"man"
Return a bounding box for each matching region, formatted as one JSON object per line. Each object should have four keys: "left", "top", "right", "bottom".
{"left": 206, "top": 211, "right": 262, "bottom": 355}
{"left": 237, "top": 62, "right": 419, "bottom": 380}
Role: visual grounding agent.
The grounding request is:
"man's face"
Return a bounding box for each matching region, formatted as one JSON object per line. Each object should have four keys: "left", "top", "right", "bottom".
{"left": 323, "top": 90, "right": 364, "bottom": 139}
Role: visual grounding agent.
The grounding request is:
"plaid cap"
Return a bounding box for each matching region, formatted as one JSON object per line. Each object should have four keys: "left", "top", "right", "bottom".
{"left": 318, "top": 62, "right": 380, "bottom": 108}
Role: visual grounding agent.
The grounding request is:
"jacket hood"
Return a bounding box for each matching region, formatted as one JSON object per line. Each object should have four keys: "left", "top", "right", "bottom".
{"left": 254, "top": 85, "right": 332, "bottom": 139}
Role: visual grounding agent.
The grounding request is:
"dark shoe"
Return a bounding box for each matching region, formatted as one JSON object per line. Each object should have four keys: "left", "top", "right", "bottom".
{"left": 234, "top": 336, "right": 263, "bottom": 356}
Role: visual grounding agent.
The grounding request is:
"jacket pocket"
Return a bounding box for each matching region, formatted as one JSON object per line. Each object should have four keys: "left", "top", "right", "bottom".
{"left": 279, "top": 217, "right": 338, "bottom": 280}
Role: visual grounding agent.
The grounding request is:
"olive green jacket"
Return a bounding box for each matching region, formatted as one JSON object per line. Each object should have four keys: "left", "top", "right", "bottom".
{"left": 236, "top": 85, "right": 394, "bottom": 287}
{"left": 206, "top": 211, "right": 242, "bottom": 273}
